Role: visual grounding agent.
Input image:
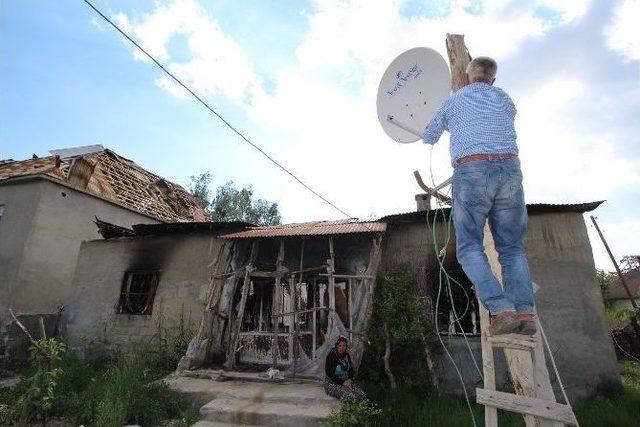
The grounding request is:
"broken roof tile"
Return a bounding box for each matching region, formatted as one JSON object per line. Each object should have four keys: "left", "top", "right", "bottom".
{"left": 0, "top": 149, "right": 206, "bottom": 222}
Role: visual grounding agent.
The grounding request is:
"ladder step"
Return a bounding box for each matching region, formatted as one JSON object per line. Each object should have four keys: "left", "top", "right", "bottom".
{"left": 476, "top": 388, "right": 578, "bottom": 425}
{"left": 488, "top": 333, "right": 536, "bottom": 351}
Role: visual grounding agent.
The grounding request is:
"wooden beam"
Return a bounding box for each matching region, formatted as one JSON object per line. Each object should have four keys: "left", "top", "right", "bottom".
{"left": 446, "top": 33, "right": 499, "bottom": 427}
{"left": 488, "top": 334, "right": 537, "bottom": 351}
{"left": 318, "top": 273, "right": 374, "bottom": 279}
{"left": 327, "top": 236, "right": 336, "bottom": 333}
{"left": 272, "top": 238, "right": 285, "bottom": 368}
{"left": 225, "top": 240, "right": 259, "bottom": 370}
{"left": 352, "top": 235, "right": 383, "bottom": 370}
{"left": 445, "top": 33, "right": 472, "bottom": 91}
{"left": 413, "top": 170, "right": 452, "bottom": 204}
{"left": 484, "top": 224, "right": 563, "bottom": 427}
{"left": 476, "top": 389, "right": 577, "bottom": 425}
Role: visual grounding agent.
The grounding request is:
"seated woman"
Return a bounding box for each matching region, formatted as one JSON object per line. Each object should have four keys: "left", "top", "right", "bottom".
{"left": 324, "top": 336, "right": 367, "bottom": 401}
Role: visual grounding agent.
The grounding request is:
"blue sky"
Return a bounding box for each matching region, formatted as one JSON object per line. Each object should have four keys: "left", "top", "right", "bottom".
{"left": 2, "top": 0, "right": 639, "bottom": 270}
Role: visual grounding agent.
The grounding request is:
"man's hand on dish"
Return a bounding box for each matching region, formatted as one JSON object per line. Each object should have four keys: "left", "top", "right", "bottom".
{"left": 343, "top": 379, "right": 353, "bottom": 389}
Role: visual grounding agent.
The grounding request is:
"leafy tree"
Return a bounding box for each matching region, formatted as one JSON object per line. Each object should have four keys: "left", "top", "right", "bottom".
{"left": 596, "top": 268, "right": 613, "bottom": 303}
{"left": 359, "top": 265, "right": 438, "bottom": 393}
{"left": 188, "top": 173, "right": 281, "bottom": 226}
{"left": 188, "top": 172, "right": 213, "bottom": 212}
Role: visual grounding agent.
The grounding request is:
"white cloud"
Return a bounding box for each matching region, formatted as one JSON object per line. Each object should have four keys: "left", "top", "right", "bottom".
{"left": 516, "top": 79, "right": 639, "bottom": 203}
{"left": 605, "top": 0, "right": 640, "bottom": 62}
{"left": 90, "top": 16, "right": 105, "bottom": 32}
{"left": 538, "top": 0, "right": 591, "bottom": 23}
{"left": 113, "top": 0, "right": 263, "bottom": 105}
{"left": 108, "top": 0, "right": 637, "bottom": 228}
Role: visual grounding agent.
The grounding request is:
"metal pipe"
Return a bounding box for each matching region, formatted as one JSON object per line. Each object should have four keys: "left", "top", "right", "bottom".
{"left": 386, "top": 115, "right": 423, "bottom": 138}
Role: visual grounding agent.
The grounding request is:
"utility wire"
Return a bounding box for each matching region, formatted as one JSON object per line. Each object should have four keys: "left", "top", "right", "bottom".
{"left": 83, "top": 0, "right": 353, "bottom": 219}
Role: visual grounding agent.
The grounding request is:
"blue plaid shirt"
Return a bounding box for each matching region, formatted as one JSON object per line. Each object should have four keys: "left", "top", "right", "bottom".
{"left": 423, "top": 82, "right": 518, "bottom": 165}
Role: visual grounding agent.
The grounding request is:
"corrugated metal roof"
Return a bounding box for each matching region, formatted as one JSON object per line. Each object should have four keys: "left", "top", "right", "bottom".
{"left": 132, "top": 221, "right": 254, "bottom": 236}
{"left": 380, "top": 201, "right": 604, "bottom": 223}
{"left": 220, "top": 219, "right": 386, "bottom": 239}
{"left": 0, "top": 149, "right": 207, "bottom": 222}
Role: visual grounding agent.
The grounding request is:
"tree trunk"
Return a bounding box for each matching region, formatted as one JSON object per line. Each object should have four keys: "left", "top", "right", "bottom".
{"left": 383, "top": 322, "right": 398, "bottom": 390}
{"left": 422, "top": 333, "right": 438, "bottom": 390}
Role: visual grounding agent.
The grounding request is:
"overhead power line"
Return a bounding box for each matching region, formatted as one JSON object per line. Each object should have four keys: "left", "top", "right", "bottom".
{"left": 82, "top": 0, "right": 353, "bottom": 218}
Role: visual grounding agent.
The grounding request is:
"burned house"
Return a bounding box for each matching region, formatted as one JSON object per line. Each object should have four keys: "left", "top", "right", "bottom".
{"left": 64, "top": 219, "right": 384, "bottom": 378}
{"left": 62, "top": 200, "right": 619, "bottom": 399}
{"left": 0, "top": 145, "right": 205, "bottom": 358}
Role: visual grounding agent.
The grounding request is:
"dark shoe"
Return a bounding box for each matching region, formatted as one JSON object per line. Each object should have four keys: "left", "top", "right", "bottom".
{"left": 517, "top": 313, "right": 537, "bottom": 335}
{"left": 489, "top": 311, "right": 520, "bottom": 335}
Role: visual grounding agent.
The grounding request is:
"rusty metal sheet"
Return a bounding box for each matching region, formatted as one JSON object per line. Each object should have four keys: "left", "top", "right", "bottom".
{"left": 220, "top": 219, "right": 386, "bottom": 239}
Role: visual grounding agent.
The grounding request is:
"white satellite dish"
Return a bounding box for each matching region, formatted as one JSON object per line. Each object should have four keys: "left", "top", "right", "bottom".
{"left": 377, "top": 47, "right": 450, "bottom": 143}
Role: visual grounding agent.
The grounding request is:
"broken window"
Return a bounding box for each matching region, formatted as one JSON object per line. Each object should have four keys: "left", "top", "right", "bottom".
{"left": 432, "top": 267, "right": 480, "bottom": 335}
{"left": 117, "top": 271, "right": 160, "bottom": 315}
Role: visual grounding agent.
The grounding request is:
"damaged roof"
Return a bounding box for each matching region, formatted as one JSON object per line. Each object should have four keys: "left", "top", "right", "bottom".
{"left": 95, "top": 218, "right": 252, "bottom": 239}
{"left": 219, "top": 219, "right": 386, "bottom": 238}
{"left": 0, "top": 149, "right": 206, "bottom": 222}
{"left": 380, "top": 201, "right": 604, "bottom": 223}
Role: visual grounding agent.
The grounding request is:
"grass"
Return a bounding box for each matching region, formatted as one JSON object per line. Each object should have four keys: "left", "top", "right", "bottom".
{"left": 327, "top": 361, "right": 640, "bottom": 427}
{"left": 0, "top": 346, "right": 199, "bottom": 427}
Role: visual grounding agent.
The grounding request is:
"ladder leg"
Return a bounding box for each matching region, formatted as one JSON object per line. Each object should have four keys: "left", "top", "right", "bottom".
{"left": 479, "top": 303, "right": 498, "bottom": 427}
{"left": 482, "top": 222, "right": 568, "bottom": 427}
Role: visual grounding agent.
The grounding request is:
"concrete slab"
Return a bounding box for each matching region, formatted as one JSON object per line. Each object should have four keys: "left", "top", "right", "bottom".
{"left": 166, "top": 375, "right": 339, "bottom": 426}
{"left": 192, "top": 421, "right": 262, "bottom": 427}
{"left": 200, "top": 398, "right": 335, "bottom": 427}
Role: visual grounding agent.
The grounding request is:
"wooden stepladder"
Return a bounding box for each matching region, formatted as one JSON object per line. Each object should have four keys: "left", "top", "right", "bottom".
{"left": 478, "top": 223, "right": 578, "bottom": 427}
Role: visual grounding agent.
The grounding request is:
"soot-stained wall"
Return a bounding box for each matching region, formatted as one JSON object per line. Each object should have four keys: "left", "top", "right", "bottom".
{"left": 63, "top": 234, "right": 228, "bottom": 351}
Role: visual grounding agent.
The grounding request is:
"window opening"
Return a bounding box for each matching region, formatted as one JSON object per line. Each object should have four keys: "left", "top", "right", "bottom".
{"left": 117, "top": 271, "right": 160, "bottom": 315}
{"left": 433, "top": 268, "right": 480, "bottom": 335}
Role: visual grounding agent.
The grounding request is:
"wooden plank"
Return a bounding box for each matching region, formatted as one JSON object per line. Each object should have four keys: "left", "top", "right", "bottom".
{"left": 352, "top": 235, "right": 384, "bottom": 370}
{"left": 327, "top": 236, "right": 336, "bottom": 333}
{"left": 292, "top": 237, "right": 305, "bottom": 376}
{"left": 182, "top": 242, "right": 233, "bottom": 369}
{"left": 489, "top": 334, "right": 536, "bottom": 351}
{"left": 312, "top": 276, "right": 317, "bottom": 360}
{"left": 446, "top": 33, "right": 500, "bottom": 427}
{"left": 318, "top": 273, "right": 375, "bottom": 279}
{"left": 479, "top": 303, "right": 499, "bottom": 427}
{"left": 271, "top": 238, "right": 285, "bottom": 368}
{"left": 476, "top": 389, "right": 577, "bottom": 425}
{"left": 446, "top": 33, "right": 573, "bottom": 427}
{"left": 484, "top": 224, "right": 564, "bottom": 427}
{"left": 225, "top": 240, "right": 259, "bottom": 370}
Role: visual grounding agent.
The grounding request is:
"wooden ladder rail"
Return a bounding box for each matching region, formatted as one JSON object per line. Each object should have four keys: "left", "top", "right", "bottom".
{"left": 479, "top": 222, "right": 578, "bottom": 427}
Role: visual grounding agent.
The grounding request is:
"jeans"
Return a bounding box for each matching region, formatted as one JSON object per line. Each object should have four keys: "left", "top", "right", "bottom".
{"left": 452, "top": 158, "right": 534, "bottom": 315}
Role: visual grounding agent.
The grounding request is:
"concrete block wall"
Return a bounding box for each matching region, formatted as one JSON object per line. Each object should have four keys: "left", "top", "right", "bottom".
{"left": 62, "top": 234, "right": 226, "bottom": 352}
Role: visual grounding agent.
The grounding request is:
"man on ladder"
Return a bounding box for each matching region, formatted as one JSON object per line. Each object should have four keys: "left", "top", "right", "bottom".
{"left": 422, "top": 56, "right": 536, "bottom": 336}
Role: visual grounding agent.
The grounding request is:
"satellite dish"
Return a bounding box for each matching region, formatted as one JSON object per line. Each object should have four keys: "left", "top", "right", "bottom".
{"left": 377, "top": 47, "right": 450, "bottom": 143}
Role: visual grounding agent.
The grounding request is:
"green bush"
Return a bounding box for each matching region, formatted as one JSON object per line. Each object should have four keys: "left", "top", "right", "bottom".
{"left": 66, "top": 352, "right": 185, "bottom": 426}
{"left": 1, "top": 340, "right": 196, "bottom": 427}
{"left": 358, "top": 265, "right": 437, "bottom": 393}
{"left": 325, "top": 398, "right": 382, "bottom": 427}
{"left": 1, "top": 338, "right": 67, "bottom": 425}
